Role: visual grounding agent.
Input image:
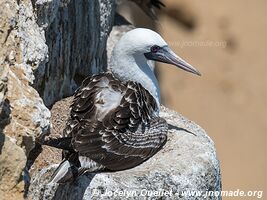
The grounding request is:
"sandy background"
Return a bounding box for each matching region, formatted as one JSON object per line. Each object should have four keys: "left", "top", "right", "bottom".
{"left": 118, "top": 0, "right": 267, "bottom": 198}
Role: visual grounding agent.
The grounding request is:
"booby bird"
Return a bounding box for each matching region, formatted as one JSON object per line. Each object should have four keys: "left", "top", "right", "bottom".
{"left": 42, "top": 28, "right": 200, "bottom": 183}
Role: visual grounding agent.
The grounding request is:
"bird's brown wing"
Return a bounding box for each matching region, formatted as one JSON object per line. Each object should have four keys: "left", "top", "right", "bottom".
{"left": 65, "top": 73, "right": 168, "bottom": 171}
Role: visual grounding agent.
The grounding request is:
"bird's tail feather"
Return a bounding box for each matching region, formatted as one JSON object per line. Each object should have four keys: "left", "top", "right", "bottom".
{"left": 50, "top": 160, "right": 78, "bottom": 183}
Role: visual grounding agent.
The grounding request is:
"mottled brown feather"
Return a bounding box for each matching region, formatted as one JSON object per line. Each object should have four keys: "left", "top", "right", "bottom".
{"left": 63, "top": 73, "right": 168, "bottom": 171}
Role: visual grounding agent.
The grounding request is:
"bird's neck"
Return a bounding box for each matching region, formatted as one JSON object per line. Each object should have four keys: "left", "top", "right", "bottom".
{"left": 109, "top": 52, "right": 160, "bottom": 109}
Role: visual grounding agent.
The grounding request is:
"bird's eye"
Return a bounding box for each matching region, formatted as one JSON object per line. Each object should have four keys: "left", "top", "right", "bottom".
{"left": 151, "top": 45, "right": 160, "bottom": 53}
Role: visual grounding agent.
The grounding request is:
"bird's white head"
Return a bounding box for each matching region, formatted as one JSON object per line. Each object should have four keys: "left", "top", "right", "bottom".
{"left": 111, "top": 28, "right": 167, "bottom": 62}
{"left": 110, "top": 28, "right": 200, "bottom": 108}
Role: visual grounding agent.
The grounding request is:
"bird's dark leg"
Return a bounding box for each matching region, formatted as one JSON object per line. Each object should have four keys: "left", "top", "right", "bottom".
{"left": 23, "top": 134, "right": 73, "bottom": 197}
{"left": 40, "top": 136, "right": 73, "bottom": 150}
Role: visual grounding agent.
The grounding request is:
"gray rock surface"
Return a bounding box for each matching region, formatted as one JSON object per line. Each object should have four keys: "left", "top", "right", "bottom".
{"left": 29, "top": 105, "right": 221, "bottom": 200}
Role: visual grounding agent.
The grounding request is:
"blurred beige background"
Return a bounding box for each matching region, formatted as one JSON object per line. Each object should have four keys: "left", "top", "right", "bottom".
{"left": 119, "top": 0, "right": 267, "bottom": 198}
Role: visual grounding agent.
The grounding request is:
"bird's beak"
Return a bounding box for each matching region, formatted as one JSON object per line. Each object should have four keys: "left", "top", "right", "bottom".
{"left": 144, "top": 46, "right": 201, "bottom": 76}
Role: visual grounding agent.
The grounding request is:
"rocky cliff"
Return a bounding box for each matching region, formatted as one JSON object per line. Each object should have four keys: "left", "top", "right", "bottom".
{"left": 0, "top": 0, "right": 221, "bottom": 199}
{"left": 0, "top": 0, "right": 114, "bottom": 199}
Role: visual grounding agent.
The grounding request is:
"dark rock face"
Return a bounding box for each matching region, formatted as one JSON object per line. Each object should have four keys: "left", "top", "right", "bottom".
{"left": 31, "top": 0, "right": 115, "bottom": 106}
